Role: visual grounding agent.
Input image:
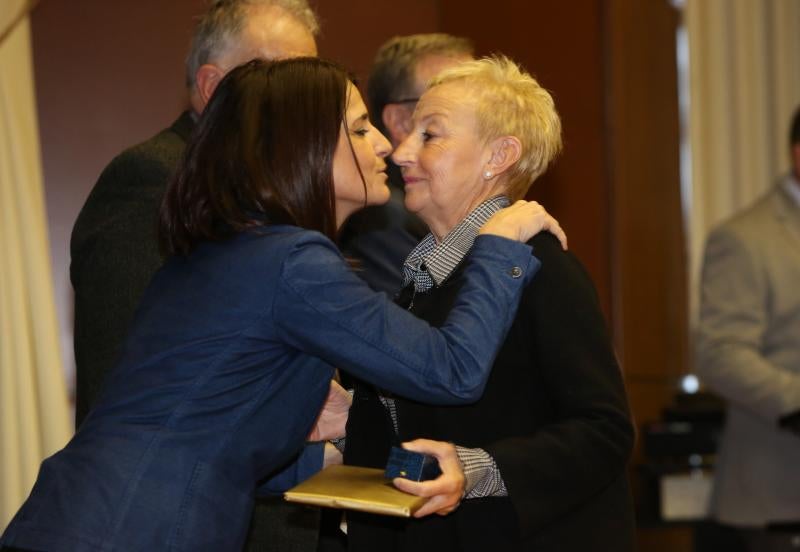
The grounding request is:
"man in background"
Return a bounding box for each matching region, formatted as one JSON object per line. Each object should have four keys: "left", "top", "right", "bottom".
{"left": 69, "top": 1, "right": 320, "bottom": 550}
{"left": 696, "top": 106, "right": 800, "bottom": 551}
{"left": 340, "top": 33, "right": 473, "bottom": 294}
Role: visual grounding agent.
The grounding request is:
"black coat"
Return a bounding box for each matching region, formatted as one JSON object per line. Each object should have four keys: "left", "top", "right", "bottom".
{"left": 345, "top": 233, "right": 636, "bottom": 552}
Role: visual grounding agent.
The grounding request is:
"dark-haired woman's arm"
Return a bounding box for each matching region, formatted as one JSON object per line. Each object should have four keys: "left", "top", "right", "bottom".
{"left": 274, "top": 233, "right": 539, "bottom": 405}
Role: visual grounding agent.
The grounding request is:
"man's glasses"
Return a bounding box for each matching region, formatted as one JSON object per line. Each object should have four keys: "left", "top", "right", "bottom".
{"left": 387, "top": 98, "right": 420, "bottom": 105}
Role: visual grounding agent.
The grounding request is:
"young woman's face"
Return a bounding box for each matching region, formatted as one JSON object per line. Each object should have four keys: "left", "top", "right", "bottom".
{"left": 332, "top": 84, "right": 392, "bottom": 228}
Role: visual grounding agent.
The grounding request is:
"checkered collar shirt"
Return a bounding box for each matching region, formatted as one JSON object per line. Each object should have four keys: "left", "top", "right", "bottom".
{"left": 402, "top": 195, "right": 511, "bottom": 293}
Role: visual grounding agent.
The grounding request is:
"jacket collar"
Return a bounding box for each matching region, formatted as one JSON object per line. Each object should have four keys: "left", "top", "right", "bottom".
{"left": 171, "top": 110, "right": 196, "bottom": 143}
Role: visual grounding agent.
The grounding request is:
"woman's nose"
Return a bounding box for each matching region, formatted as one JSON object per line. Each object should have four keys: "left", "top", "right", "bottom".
{"left": 374, "top": 130, "right": 392, "bottom": 159}
{"left": 392, "top": 135, "right": 416, "bottom": 167}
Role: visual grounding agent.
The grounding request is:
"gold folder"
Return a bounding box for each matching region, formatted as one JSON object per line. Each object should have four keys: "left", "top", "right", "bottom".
{"left": 284, "top": 464, "right": 427, "bottom": 517}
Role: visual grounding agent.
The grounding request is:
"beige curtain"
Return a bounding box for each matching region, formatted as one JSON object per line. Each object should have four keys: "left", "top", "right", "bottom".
{"left": 684, "top": 0, "right": 800, "bottom": 325}
{"left": 0, "top": 11, "right": 72, "bottom": 531}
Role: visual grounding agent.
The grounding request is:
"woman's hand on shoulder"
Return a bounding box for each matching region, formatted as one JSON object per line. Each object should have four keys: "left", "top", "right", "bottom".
{"left": 479, "top": 200, "right": 567, "bottom": 250}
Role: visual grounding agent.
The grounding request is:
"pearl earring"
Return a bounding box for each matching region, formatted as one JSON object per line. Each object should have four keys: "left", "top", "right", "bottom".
{"left": 484, "top": 170, "right": 493, "bottom": 179}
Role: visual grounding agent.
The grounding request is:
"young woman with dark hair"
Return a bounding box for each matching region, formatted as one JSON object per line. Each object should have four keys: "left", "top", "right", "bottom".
{"left": 1, "top": 58, "right": 564, "bottom": 552}
{"left": 160, "top": 58, "right": 348, "bottom": 252}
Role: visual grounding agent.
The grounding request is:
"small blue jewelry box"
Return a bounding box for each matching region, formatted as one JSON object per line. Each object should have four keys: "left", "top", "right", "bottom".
{"left": 385, "top": 446, "right": 442, "bottom": 481}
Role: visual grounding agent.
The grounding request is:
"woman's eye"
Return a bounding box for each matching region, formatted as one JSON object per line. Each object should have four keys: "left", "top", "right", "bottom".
{"left": 422, "top": 131, "right": 435, "bottom": 142}
{"left": 353, "top": 128, "right": 369, "bottom": 137}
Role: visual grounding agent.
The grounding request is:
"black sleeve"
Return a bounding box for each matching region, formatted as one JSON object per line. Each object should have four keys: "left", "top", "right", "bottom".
{"left": 486, "top": 233, "right": 634, "bottom": 535}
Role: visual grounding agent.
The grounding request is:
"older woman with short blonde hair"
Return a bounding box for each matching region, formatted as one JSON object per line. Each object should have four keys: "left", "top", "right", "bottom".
{"left": 428, "top": 55, "right": 563, "bottom": 199}
{"left": 345, "top": 56, "right": 636, "bottom": 552}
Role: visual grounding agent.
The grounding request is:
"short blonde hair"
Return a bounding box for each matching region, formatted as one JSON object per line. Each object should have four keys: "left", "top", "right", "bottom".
{"left": 429, "top": 55, "right": 562, "bottom": 200}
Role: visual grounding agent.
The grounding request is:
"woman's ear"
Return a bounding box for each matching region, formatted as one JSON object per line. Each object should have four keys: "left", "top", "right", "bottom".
{"left": 485, "top": 136, "right": 522, "bottom": 177}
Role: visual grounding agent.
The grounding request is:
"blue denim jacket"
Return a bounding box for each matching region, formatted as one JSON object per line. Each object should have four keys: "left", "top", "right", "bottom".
{"left": 1, "top": 225, "right": 538, "bottom": 552}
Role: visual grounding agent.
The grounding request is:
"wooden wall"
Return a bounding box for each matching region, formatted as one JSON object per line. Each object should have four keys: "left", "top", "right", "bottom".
{"left": 604, "top": 1, "right": 690, "bottom": 549}
{"left": 441, "top": 0, "right": 613, "bottom": 316}
{"left": 31, "top": 1, "right": 690, "bottom": 549}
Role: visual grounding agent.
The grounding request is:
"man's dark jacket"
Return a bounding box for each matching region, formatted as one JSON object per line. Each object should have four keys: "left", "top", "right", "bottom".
{"left": 339, "top": 163, "right": 427, "bottom": 296}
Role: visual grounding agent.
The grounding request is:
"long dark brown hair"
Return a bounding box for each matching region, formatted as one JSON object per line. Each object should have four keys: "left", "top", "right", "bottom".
{"left": 160, "top": 57, "right": 354, "bottom": 256}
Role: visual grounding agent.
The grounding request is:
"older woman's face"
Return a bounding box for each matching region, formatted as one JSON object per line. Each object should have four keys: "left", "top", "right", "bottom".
{"left": 392, "top": 83, "right": 496, "bottom": 239}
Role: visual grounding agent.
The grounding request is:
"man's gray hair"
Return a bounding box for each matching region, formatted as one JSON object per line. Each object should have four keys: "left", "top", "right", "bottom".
{"left": 367, "top": 33, "right": 474, "bottom": 135}
{"left": 185, "top": 0, "right": 319, "bottom": 88}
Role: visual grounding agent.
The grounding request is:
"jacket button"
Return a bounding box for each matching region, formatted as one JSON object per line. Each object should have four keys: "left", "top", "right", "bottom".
{"left": 509, "top": 266, "right": 522, "bottom": 278}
